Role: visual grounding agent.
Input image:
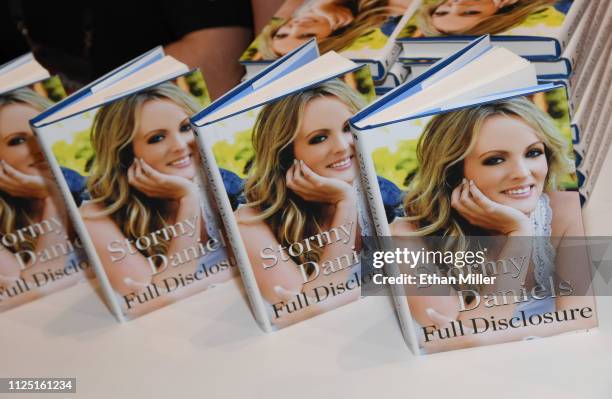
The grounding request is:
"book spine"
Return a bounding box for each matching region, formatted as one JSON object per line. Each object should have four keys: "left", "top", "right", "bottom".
{"left": 581, "top": 121, "right": 612, "bottom": 200}
{"left": 352, "top": 126, "right": 421, "bottom": 354}
{"left": 579, "top": 89, "right": 612, "bottom": 199}
{"left": 571, "top": 2, "right": 612, "bottom": 109}
{"left": 571, "top": 35, "right": 612, "bottom": 131}
{"left": 557, "top": 0, "right": 589, "bottom": 51}
{"left": 33, "top": 125, "right": 125, "bottom": 322}
{"left": 570, "top": 1, "right": 607, "bottom": 86}
{"left": 194, "top": 124, "right": 272, "bottom": 333}
{"left": 560, "top": 0, "right": 597, "bottom": 77}
{"left": 575, "top": 41, "right": 612, "bottom": 158}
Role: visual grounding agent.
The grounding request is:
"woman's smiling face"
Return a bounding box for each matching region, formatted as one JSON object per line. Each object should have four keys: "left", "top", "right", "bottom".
{"left": 463, "top": 114, "right": 548, "bottom": 214}
{"left": 431, "top": 0, "right": 518, "bottom": 33}
{"left": 272, "top": 15, "right": 334, "bottom": 56}
{"left": 0, "top": 102, "right": 49, "bottom": 176}
{"left": 131, "top": 99, "right": 198, "bottom": 180}
{"left": 292, "top": 95, "right": 356, "bottom": 184}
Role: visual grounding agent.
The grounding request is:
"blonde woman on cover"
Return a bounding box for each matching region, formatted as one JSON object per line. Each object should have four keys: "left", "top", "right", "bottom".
{"left": 0, "top": 89, "right": 81, "bottom": 310}
{"left": 81, "top": 83, "right": 226, "bottom": 313}
{"left": 258, "top": 0, "right": 413, "bottom": 58}
{"left": 416, "top": 0, "right": 557, "bottom": 36}
{"left": 390, "top": 97, "right": 595, "bottom": 352}
{"left": 235, "top": 79, "right": 369, "bottom": 327}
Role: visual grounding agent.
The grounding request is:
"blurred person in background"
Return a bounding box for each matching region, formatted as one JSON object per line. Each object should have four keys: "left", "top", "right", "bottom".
{"left": 1, "top": 0, "right": 253, "bottom": 99}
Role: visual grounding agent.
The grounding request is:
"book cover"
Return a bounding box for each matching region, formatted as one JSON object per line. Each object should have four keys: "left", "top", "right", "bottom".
{"left": 1, "top": 70, "right": 91, "bottom": 312}
{"left": 33, "top": 70, "right": 237, "bottom": 321}
{"left": 239, "top": 0, "right": 418, "bottom": 80}
{"left": 353, "top": 85, "right": 598, "bottom": 353}
{"left": 397, "top": 0, "right": 587, "bottom": 59}
{"left": 194, "top": 65, "right": 377, "bottom": 330}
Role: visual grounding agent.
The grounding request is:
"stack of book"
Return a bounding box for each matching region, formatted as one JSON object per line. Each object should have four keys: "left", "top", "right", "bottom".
{"left": 194, "top": 36, "right": 599, "bottom": 352}
{"left": 391, "top": 0, "right": 612, "bottom": 202}
{"left": 0, "top": 4, "right": 605, "bottom": 355}
{"left": 239, "top": 0, "right": 420, "bottom": 95}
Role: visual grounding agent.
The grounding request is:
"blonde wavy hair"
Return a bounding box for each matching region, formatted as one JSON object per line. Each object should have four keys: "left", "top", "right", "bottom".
{"left": 0, "top": 88, "right": 53, "bottom": 257}
{"left": 86, "top": 82, "right": 200, "bottom": 263}
{"left": 417, "top": 0, "right": 557, "bottom": 36}
{"left": 403, "top": 96, "right": 572, "bottom": 240}
{"left": 258, "top": 0, "right": 398, "bottom": 59}
{"left": 244, "top": 79, "right": 365, "bottom": 266}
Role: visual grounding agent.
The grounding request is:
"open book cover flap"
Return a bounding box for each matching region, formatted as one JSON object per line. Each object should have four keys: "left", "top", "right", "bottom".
{"left": 354, "top": 83, "right": 559, "bottom": 131}
{"left": 193, "top": 63, "right": 363, "bottom": 128}
{"left": 191, "top": 39, "right": 320, "bottom": 126}
{"left": 31, "top": 47, "right": 165, "bottom": 127}
{"left": 351, "top": 35, "right": 491, "bottom": 125}
{"left": 0, "top": 53, "right": 35, "bottom": 74}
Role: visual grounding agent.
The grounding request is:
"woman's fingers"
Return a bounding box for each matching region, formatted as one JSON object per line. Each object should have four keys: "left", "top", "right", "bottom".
{"left": 468, "top": 180, "right": 496, "bottom": 213}
{"left": 0, "top": 163, "right": 24, "bottom": 191}
{"left": 450, "top": 183, "right": 461, "bottom": 208}
{"left": 285, "top": 162, "right": 296, "bottom": 189}
{"left": 299, "top": 160, "right": 323, "bottom": 186}
{"left": 293, "top": 159, "right": 303, "bottom": 182}
{"left": 0, "top": 160, "right": 27, "bottom": 183}
{"left": 139, "top": 158, "right": 164, "bottom": 183}
{"left": 292, "top": 160, "right": 312, "bottom": 189}
{"left": 127, "top": 162, "right": 135, "bottom": 184}
{"left": 451, "top": 181, "right": 477, "bottom": 220}
{"left": 459, "top": 180, "right": 486, "bottom": 215}
{"left": 129, "top": 159, "right": 154, "bottom": 194}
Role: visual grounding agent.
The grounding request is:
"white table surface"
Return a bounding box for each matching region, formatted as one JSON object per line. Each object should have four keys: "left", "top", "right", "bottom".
{"left": 3, "top": 146, "right": 612, "bottom": 399}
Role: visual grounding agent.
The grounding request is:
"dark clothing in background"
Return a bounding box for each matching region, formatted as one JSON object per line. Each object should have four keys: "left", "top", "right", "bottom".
{"left": 1, "top": 1, "right": 91, "bottom": 91}
{"left": 1, "top": 0, "right": 252, "bottom": 88}
{"left": 91, "top": 0, "right": 252, "bottom": 77}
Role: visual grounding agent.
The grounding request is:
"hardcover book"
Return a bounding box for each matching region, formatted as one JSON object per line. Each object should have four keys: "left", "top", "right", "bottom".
{"left": 0, "top": 54, "right": 90, "bottom": 312}
{"left": 398, "top": 0, "right": 598, "bottom": 83}
{"left": 192, "top": 41, "right": 377, "bottom": 331}
{"left": 30, "top": 49, "right": 236, "bottom": 321}
{"left": 239, "top": 0, "right": 419, "bottom": 80}
{"left": 350, "top": 36, "right": 597, "bottom": 353}
{"left": 397, "top": 0, "right": 588, "bottom": 60}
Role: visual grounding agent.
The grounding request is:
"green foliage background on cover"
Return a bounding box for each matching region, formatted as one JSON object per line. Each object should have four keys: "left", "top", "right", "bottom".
{"left": 520, "top": 6, "right": 565, "bottom": 28}
{"left": 212, "top": 67, "right": 377, "bottom": 178}
{"left": 213, "top": 127, "right": 255, "bottom": 178}
{"left": 372, "top": 87, "right": 577, "bottom": 192}
{"left": 51, "top": 70, "right": 210, "bottom": 176}
{"left": 341, "top": 27, "right": 388, "bottom": 51}
{"left": 40, "top": 76, "right": 67, "bottom": 102}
